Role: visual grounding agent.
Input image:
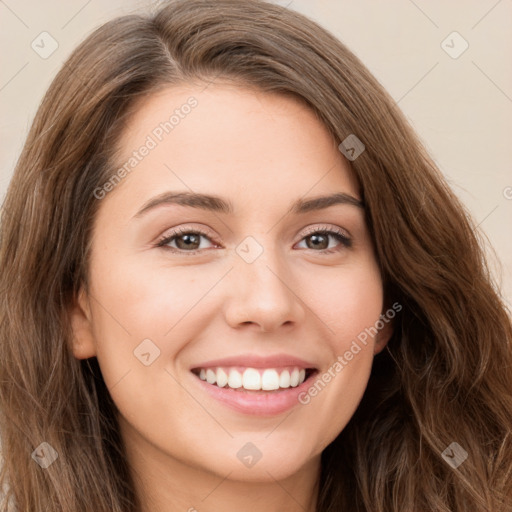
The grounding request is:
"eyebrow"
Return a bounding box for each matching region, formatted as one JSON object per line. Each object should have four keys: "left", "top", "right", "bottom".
{"left": 133, "top": 191, "right": 364, "bottom": 218}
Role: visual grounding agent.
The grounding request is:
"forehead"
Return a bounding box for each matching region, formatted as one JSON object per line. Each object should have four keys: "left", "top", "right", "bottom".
{"left": 106, "top": 83, "right": 360, "bottom": 216}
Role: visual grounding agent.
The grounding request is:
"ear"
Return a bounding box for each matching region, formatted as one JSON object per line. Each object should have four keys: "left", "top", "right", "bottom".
{"left": 68, "top": 286, "right": 97, "bottom": 360}
{"left": 373, "top": 314, "right": 394, "bottom": 356}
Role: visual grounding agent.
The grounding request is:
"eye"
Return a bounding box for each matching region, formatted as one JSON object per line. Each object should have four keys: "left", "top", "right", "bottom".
{"left": 156, "top": 224, "right": 352, "bottom": 255}
{"left": 156, "top": 227, "right": 217, "bottom": 254}
{"left": 295, "top": 225, "right": 352, "bottom": 254}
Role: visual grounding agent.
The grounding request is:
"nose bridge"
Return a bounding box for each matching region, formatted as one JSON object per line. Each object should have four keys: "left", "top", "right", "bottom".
{"left": 224, "top": 233, "right": 304, "bottom": 331}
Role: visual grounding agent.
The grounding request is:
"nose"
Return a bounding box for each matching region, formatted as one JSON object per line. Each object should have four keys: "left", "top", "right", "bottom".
{"left": 223, "top": 242, "right": 306, "bottom": 333}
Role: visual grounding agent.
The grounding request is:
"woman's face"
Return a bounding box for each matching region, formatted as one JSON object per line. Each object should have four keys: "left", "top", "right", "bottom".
{"left": 70, "top": 83, "right": 392, "bottom": 485}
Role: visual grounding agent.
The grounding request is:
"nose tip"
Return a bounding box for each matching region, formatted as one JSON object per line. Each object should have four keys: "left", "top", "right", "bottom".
{"left": 223, "top": 258, "right": 305, "bottom": 333}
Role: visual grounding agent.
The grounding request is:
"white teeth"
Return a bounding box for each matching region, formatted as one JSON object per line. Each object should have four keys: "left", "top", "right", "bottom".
{"left": 279, "top": 370, "right": 291, "bottom": 388}
{"left": 206, "top": 369, "right": 216, "bottom": 384}
{"left": 197, "top": 366, "right": 310, "bottom": 390}
{"left": 242, "top": 368, "right": 261, "bottom": 390}
{"left": 261, "top": 369, "right": 280, "bottom": 390}
{"left": 216, "top": 368, "right": 228, "bottom": 388}
{"left": 228, "top": 369, "right": 243, "bottom": 388}
{"left": 290, "top": 368, "right": 300, "bottom": 387}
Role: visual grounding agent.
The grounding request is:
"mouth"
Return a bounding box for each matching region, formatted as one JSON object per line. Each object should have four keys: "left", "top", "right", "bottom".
{"left": 189, "top": 354, "right": 320, "bottom": 415}
{"left": 191, "top": 366, "right": 318, "bottom": 392}
{"left": 191, "top": 365, "right": 318, "bottom": 415}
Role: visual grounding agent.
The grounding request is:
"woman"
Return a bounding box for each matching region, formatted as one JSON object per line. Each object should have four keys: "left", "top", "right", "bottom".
{"left": 1, "top": 0, "right": 511, "bottom": 511}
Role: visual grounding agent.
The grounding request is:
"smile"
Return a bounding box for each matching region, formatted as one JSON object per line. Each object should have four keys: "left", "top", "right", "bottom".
{"left": 189, "top": 354, "right": 319, "bottom": 415}
{"left": 192, "top": 366, "right": 314, "bottom": 391}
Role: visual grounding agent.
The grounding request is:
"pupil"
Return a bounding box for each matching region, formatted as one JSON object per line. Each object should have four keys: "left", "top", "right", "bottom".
{"left": 178, "top": 234, "right": 199, "bottom": 249}
{"left": 308, "top": 234, "right": 327, "bottom": 250}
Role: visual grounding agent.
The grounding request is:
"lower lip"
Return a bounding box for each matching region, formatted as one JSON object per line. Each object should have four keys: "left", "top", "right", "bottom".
{"left": 192, "top": 372, "right": 316, "bottom": 416}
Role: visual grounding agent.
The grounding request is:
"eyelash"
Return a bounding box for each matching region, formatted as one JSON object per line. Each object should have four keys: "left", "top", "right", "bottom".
{"left": 155, "top": 225, "right": 352, "bottom": 255}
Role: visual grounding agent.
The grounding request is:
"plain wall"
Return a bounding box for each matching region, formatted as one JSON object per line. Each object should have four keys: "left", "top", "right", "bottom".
{"left": 1, "top": 0, "right": 511, "bottom": 306}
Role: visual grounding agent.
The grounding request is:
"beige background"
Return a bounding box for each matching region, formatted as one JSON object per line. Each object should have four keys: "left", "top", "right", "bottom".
{"left": 1, "top": 0, "right": 511, "bottom": 307}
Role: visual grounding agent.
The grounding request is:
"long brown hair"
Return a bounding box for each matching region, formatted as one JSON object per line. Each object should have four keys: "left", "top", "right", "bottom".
{"left": 1, "top": 1, "right": 511, "bottom": 510}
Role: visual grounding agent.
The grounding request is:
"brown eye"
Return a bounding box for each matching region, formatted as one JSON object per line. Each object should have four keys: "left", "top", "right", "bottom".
{"left": 174, "top": 232, "right": 201, "bottom": 250}
{"left": 157, "top": 229, "right": 215, "bottom": 253}
{"left": 297, "top": 229, "right": 352, "bottom": 253}
{"left": 305, "top": 232, "right": 329, "bottom": 250}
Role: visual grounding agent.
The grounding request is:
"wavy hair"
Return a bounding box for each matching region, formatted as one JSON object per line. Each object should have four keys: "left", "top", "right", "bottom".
{"left": 1, "top": 0, "right": 511, "bottom": 510}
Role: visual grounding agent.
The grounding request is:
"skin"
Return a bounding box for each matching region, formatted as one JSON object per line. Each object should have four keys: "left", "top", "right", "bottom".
{"left": 69, "top": 82, "right": 393, "bottom": 512}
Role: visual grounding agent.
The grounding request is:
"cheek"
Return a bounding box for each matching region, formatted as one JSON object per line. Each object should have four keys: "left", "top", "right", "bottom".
{"left": 303, "top": 258, "right": 384, "bottom": 347}
{"left": 85, "top": 260, "right": 212, "bottom": 439}
{"left": 295, "top": 259, "right": 383, "bottom": 436}
{"left": 86, "top": 257, "right": 231, "bottom": 419}
{"left": 89, "top": 257, "right": 217, "bottom": 348}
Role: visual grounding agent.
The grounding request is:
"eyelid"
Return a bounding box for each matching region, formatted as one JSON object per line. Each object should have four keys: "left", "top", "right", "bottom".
{"left": 155, "top": 224, "right": 220, "bottom": 250}
{"left": 300, "top": 223, "right": 351, "bottom": 239}
{"left": 156, "top": 223, "right": 218, "bottom": 241}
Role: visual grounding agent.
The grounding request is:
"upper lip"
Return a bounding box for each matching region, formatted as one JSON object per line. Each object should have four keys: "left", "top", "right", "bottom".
{"left": 190, "top": 353, "right": 318, "bottom": 370}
